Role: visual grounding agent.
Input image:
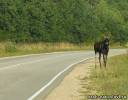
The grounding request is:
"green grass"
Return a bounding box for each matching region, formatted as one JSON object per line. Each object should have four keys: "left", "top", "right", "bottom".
{"left": 82, "top": 54, "right": 128, "bottom": 100}
{"left": 0, "top": 41, "right": 127, "bottom": 58}
{"left": 0, "top": 42, "right": 92, "bottom": 57}
{"left": 110, "top": 43, "right": 127, "bottom": 49}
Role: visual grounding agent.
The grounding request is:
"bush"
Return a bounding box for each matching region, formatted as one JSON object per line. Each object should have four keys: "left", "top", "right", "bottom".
{"left": 5, "top": 42, "right": 17, "bottom": 53}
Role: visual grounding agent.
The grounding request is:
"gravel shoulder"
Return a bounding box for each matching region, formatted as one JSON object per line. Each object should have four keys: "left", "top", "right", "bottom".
{"left": 44, "top": 49, "right": 127, "bottom": 100}
{"left": 44, "top": 59, "right": 94, "bottom": 100}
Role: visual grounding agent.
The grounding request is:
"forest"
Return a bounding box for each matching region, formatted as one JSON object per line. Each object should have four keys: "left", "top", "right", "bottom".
{"left": 0, "top": 0, "right": 128, "bottom": 44}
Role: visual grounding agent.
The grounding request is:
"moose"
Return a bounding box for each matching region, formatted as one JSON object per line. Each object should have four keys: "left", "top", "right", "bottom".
{"left": 94, "top": 38, "right": 109, "bottom": 68}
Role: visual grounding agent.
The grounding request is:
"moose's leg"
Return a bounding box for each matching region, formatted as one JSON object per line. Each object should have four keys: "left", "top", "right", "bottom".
{"left": 105, "top": 54, "right": 108, "bottom": 67}
{"left": 99, "top": 53, "right": 102, "bottom": 68}
{"left": 103, "top": 54, "right": 107, "bottom": 68}
{"left": 95, "top": 52, "right": 97, "bottom": 69}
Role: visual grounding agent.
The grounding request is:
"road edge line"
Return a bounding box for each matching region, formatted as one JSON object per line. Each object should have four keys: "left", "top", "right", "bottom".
{"left": 27, "top": 57, "right": 94, "bottom": 100}
{"left": 0, "top": 51, "right": 87, "bottom": 60}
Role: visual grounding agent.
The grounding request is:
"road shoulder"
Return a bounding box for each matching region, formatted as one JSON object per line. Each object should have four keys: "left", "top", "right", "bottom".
{"left": 44, "top": 59, "right": 94, "bottom": 100}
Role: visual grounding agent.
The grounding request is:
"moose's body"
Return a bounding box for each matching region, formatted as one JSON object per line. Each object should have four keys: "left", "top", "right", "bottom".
{"left": 94, "top": 38, "right": 109, "bottom": 68}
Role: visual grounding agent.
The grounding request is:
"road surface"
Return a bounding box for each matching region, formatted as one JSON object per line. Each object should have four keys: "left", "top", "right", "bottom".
{"left": 0, "top": 49, "right": 126, "bottom": 100}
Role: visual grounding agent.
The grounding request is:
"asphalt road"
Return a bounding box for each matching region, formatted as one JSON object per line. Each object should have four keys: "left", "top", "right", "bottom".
{"left": 0, "top": 49, "right": 126, "bottom": 100}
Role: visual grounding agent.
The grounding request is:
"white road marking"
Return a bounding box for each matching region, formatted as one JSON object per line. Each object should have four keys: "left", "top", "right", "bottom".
{"left": 0, "top": 58, "right": 46, "bottom": 71}
{"left": 0, "top": 53, "right": 86, "bottom": 71}
{"left": 0, "top": 51, "right": 86, "bottom": 61}
{"left": 0, "top": 52, "right": 64, "bottom": 60}
{"left": 27, "top": 57, "right": 94, "bottom": 100}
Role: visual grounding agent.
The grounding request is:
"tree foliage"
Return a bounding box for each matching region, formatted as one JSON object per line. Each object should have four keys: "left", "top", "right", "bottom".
{"left": 0, "top": 0, "right": 128, "bottom": 44}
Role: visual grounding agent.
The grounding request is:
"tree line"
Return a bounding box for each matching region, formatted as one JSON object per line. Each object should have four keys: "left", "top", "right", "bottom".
{"left": 0, "top": 0, "right": 128, "bottom": 44}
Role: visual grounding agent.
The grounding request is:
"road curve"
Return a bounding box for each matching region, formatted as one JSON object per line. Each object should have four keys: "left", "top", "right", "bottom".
{"left": 0, "top": 49, "right": 126, "bottom": 100}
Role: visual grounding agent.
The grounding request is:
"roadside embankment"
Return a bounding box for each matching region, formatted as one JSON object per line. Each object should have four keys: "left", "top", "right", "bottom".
{"left": 44, "top": 59, "right": 94, "bottom": 100}
{"left": 0, "top": 42, "right": 91, "bottom": 57}
{"left": 0, "top": 41, "right": 127, "bottom": 58}
{"left": 44, "top": 53, "right": 128, "bottom": 100}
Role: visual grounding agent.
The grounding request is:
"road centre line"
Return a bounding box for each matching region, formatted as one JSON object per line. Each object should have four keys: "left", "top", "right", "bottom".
{"left": 0, "top": 51, "right": 86, "bottom": 61}
{"left": 0, "top": 53, "right": 87, "bottom": 71}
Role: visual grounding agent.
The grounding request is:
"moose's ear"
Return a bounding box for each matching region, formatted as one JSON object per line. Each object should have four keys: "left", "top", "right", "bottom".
{"left": 104, "top": 32, "right": 112, "bottom": 40}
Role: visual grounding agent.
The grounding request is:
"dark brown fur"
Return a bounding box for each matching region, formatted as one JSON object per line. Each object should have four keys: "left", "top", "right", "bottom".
{"left": 94, "top": 38, "right": 109, "bottom": 68}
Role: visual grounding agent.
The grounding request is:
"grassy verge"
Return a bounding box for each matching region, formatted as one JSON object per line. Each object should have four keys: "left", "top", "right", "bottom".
{"left": 0, "top": 41, "right": 126, "bottom": 58}
{"left": 82, "top": 54, "right": 128, "bottom": 100}
{"left": 0, "top": 42, "right": 92, "bottom": 57}
{"left": 110, "top": 43, "right": 127, "bottom": 49}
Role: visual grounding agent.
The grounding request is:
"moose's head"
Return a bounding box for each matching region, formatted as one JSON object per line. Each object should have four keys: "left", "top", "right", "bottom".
{"left": 103, "top": 38, "right": 109, "bottom": 47}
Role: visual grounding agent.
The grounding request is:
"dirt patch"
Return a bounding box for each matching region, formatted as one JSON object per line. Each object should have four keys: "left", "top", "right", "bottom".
{"left": 44, "top": 59, "right": 95, "bottom": 100}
